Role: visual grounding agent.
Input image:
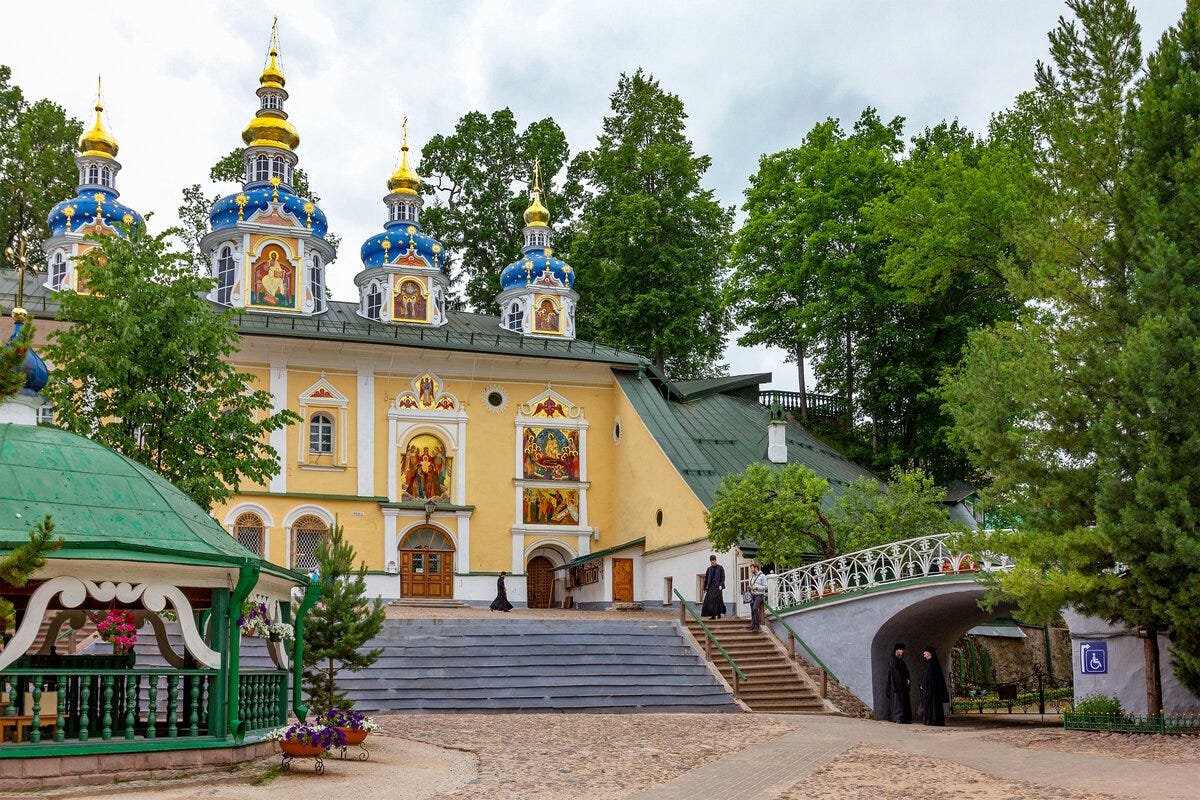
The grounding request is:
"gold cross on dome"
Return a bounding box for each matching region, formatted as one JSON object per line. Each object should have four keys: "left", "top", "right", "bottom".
{"left": 4, "top": 231, "right": 39, "bottom": 312}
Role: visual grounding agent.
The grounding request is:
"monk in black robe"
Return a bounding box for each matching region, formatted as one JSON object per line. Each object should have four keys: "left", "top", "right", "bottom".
{"left": 490, "top": 571, "right": 513, "bottom": 612}
{"left": 884, "top": 642, "right": 912, "bottom": 723}
{"left": 918, "top": 645, "right": 949, "bottom": 726}
{"left": 700, "top": 555, "right": 726, "bottom": 619}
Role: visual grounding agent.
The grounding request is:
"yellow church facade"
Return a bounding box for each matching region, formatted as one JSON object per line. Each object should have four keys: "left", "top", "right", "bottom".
{"left": 17, "top": 25, "right": 878, "bottom": 609}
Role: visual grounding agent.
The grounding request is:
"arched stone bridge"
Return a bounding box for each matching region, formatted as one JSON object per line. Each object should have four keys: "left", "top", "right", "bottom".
{"left": 766, "top": 534, "right": 1014, "bottom": 719}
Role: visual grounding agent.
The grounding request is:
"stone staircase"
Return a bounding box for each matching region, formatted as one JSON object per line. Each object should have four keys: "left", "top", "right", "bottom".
{"left": 345, "top": 617, "right": 742, "bottom": 714}
{"left": 682, "top": 617, "right": 826, "bottom": 713}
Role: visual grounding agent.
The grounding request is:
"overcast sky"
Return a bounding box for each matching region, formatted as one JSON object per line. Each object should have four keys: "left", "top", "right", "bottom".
{"left": 0, "top": 1, "right": 1184, "bottom": 388}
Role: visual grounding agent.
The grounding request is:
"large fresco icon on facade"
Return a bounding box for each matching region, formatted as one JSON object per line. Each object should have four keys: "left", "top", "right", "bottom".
{"left": 392, "top": 276, "right": 429, "bottom": 323}
{"left": 533, "top": 297, "right": 561, "bottom": 334}
{"left": 393, "top": 372, "right": 457, "bottom": 411}
{"left": 401, "top": 432, "right": 452, "bottom": 501}
{"left": 249, "top": 243, "right": 298, "bottom": 311}
{"left": 523, "top": 428, "right": 579, "bottom": 481}
{"left": 523, "top": 488, "right": 580, "bottom": 525}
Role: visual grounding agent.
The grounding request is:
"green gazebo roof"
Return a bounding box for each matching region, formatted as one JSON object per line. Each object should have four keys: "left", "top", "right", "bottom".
{"left": 0, "top": 422, "right": 266, "bottom": 569}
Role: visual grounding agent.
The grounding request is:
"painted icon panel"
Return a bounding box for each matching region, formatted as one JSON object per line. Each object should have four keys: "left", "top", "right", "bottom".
{"left": 523, "top": 488, "right": 580, "bottom": 526}
{"left": 392, "top": 275, "right": 430, "bottom": 323}
{"left": 401, "top": 433, "right": 452, "bottom": 501}
{"left": 523, "top": 428, "right": 580, "bottom": 481}
{"left": 249, "top": 243, "right": 298, "bottom": 311}
{"left": 533, "top": 296, "right": 561, "bottom": 334}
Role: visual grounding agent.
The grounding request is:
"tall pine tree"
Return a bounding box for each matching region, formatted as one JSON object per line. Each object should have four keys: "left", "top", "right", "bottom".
{"left": 570, "top": 70, "right": 731, "bottom": 379}
{"left": 302, "top": 521, "right": 385, "bottom": 715}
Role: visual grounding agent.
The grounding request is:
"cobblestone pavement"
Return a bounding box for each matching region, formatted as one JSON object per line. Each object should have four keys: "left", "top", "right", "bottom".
{"left": 375, "top": 712, "right": 798, "bottom": 800}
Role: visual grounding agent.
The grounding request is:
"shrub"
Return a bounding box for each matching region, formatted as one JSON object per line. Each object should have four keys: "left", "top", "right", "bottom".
{"left": 1072, "top": 693, "right": 1124, "bottom": 715}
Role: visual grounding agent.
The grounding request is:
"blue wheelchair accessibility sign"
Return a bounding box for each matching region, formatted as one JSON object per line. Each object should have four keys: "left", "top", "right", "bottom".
{"left": 1080, "top": 641, "right": 1108, "bottom": 674}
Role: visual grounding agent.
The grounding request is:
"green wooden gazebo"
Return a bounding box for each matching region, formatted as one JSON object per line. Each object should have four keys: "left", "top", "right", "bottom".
{"left": 0, "top": 411, "right": 317, "bottom": 760}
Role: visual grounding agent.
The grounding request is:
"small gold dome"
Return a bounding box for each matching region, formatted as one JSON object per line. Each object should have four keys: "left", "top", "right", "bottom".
{"left": 260, "top": 46, "right": 286, "bottom": 90}
{"left": 79, "top": 92, "right": 118, "bottom": 158}
{"left": 242, "top": 114, "right": 300, "bottom": 151}
{"left": 387, "top": 144, "right": 421, "bottom": 195}
{"left": 523, "top": 159, "right": 550, "bottom": 226}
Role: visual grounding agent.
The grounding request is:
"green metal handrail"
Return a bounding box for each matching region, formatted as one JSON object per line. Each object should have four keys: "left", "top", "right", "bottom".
{"left": 673, "top": 589, "right": 747, "bottom": 692}
{"left": 763, "top": 602, "right": 839, "bottom": 695}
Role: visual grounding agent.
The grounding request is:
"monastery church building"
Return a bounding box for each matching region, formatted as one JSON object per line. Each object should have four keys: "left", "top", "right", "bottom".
{"left": 20, "top": 30, "right": 875, "bottom": 609}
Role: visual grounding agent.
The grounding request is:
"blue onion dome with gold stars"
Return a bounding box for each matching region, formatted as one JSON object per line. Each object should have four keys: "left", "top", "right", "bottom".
{"left": 46, "top": 85, "right": 145, "bottom": 238}
{"left": 208, "top": 23, "right": 328, "bottom": 239}
{"left": 8, "top": 309, "right": 49, "bottom": 395}
{"left": 499, "top": 166, "right": 574, "bottom": 292}
{"left": 359, "top": 125, "right": 446, "bottom": 272}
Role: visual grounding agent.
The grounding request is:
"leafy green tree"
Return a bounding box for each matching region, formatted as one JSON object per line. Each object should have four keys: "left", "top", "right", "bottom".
{"left": 0, "top": 66, "right": 81, "bottom": 268}
{"left": 0, "top": 516, "right": 62, "bottom": 637}
{"left": 302, "top": 521, "right": 385, "bottom": 714}
{"left": 942, "top": 0, "right": 1200, "bottom": 712}
{"left": 570, "top": 70, "right": 731, "bottom": 379}
{"left": 706, "top": 463, "right": 835, "bottom": 563}
{"left": 420, "top": 110, "right": 577, "bottom": 310}
{"left": 0, "top": 318, "right": 33, "bottom": 398}
{"left": 42, "top": 224, "right": 298, "bottom": 511}
{"left": 833, "top": 468, "right": 967, "bottom": 552}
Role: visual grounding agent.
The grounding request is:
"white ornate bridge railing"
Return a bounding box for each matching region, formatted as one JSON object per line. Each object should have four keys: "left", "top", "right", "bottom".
{"left": 771, "top": 533, "right": 1014, "bottom": 609}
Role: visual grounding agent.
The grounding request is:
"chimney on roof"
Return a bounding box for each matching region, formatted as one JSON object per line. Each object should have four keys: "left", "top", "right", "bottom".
{"left": 767, "top": 401, "right": 787, "bottom": 464}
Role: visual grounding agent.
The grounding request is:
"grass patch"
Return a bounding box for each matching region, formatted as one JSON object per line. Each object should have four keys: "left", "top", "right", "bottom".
{"left": 251, "top": 764, "right": 282, "bottom": 786}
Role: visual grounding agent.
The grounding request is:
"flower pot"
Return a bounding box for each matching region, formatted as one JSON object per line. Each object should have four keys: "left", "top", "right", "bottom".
{"left": 280, "top": 739, "right": 325, "bottom": 757}
{"left": 337, "top": 726, "right": 368, "bottom": 746}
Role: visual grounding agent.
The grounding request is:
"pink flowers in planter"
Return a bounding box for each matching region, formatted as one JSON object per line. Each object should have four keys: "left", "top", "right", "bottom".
{"left": 91, "top": 609, "right": 137, "bottom": 650}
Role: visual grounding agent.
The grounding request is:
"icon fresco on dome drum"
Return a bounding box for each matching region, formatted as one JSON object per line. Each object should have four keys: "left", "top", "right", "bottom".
{"left": 249, "top": 244, "right": 298, "bottom": 310}
{"left": 392, "top": 276, "right": 430, "bottom": 323}
{"left": 401, "top": 433, "right": 452, "bottom": 501}
{"left": 523, "top": 488, "right": 580, "bottom": 525}
{"left": 523, "top": 428, "right": 580, "bottom": 481}
{"left": 533, "top": 297, "right": 562, "bottom": 334}
{"left": 393, "top": 372, "right": 458, "bottom": 411}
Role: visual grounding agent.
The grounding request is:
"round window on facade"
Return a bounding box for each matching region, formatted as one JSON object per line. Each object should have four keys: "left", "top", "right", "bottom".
{"left": 482, "top": 385, "right": 508, "bottom": 413}
{"left": 487, "top": 391, "right": 504, "bottom": 407}
{"left": 656, "top": 508, "right": 664, "bottom": 527}
{"left": 613, "top": 418, "right": 623, "bottom": 444}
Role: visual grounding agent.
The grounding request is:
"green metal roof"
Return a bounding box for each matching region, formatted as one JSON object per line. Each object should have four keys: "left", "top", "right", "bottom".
{"left": 616, "top": 372, "right": 877, "bottom": 509}
{"left": 550, "top": 537, "right": 646, "bottom": 571}
{"left": 0, "top": 422, "right": 264, "bottom": 569}
{"left": 2, "top": 278, "right": 647, "bottom": 367}
{"left": 672, "top": 373, "right": 772, "bottom": 402}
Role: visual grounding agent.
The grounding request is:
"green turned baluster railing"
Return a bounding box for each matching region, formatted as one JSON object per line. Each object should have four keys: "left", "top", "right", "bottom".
{"left": 29, "top": 677, "right": 42, "bottom": 744}
{"left": 146, "top": 675, "right": 158, "bottom": 739}
{"left": 55, "top": 675, "right": 66, "bottom": 743}
{"left": 101, "top": 674, "right": 114, "bottom": 741}
{"left": 78, "top": 677, "right": 91, "bottom": 742}
{"left": 5, "top": 678, "right": 15, "bottom": 716}
{"left": 125, "top": 676, "right": 136, "bottom": 739}
{"left": 167, "top": 674, "right": 179, "bottom": 738}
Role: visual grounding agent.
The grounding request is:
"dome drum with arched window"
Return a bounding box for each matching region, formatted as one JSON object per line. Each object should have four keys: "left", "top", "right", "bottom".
{"left": 496, "top": 161, "right": 578, "bottom": 339}
{"left": 354, "top": 122, "right": 451, "bottom": 327}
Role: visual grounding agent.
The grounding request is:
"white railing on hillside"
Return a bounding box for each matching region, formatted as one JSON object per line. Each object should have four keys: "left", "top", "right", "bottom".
{"left": 771, "top": 534, "right": 1014, "bottom": 609}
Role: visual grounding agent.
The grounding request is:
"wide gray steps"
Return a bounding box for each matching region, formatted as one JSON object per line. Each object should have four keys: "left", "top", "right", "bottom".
{"left": 346, "top": 618, "right": 741, "bottom": 714}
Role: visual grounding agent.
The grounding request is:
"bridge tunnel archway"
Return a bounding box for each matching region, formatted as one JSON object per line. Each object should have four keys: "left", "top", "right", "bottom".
{"left": 869, "top": 587, "right": 1016, "bottom": 720}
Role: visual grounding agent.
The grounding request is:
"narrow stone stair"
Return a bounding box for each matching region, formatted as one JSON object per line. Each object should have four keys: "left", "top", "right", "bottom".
{"left": 682, "top": 617, "right": 826, "bottom": 713}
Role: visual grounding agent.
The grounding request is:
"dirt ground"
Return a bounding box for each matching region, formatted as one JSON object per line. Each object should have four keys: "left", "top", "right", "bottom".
{"left": 981, "top": 726, "right": 1200, "bottom": 765}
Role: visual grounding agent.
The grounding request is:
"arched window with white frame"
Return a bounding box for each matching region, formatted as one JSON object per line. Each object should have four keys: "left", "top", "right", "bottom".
{"left": 234, "top": 512, "right": 266, "bottom": 557}
{"left": 310, "top": 254, "right": 324, "bottom": 312}
{"left": 507, "top": 302, "right": 524, "bottom": 332}
{"left": 87, "top": 164, "right": 100, "bottom": 184}
{"left": 49, "top": 252, "right": 67, "bottom": 289}
{"left": 216, "top": 245, "right": 235, "bottom": 305}
{"left": 366, "top": 282, "right": 383, "bottom": 320}
{"left": 309, "top": 412, "right": 334, "bottom": 455}
{"left": 255, "top": 154, "right": 270, "bottom": 182}
{"left": 101, "top": 166, "right": 112, "bottom": 187}
{"left": 272, "top": 156, "right": 285, "bottom": 181}
{"left": 290, "top": 515, "right": 328, "bottom": 572}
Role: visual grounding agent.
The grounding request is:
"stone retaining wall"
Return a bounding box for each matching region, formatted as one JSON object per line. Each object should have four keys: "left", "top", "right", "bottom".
{"left": 0, "top": 740, "right": 275, "bottom": 790}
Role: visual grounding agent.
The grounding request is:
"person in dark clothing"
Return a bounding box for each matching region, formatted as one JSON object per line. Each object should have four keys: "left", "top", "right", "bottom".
{"left": 918, "top": 645, "right": 949, "bottom": 726}
{"left": 884, "top": 643, "right": 912, "bottom": 723}
{"left": 490, "top": 571, "right": 514, "bottom": 612}
{"left": 700, "top": 555, "right": 726, "bottom": 619}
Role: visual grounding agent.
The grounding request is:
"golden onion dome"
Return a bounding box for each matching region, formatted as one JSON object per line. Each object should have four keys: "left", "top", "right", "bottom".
{"left": 523, "top": 160, "right": 550, "bottom": 226}
{"left": 242, "top": 114, "right": 300, "bottom": 151}
{"left": 260, "top": 45, "right": 286, "bottom": 90}
{"left": 79, "top": 79, "right": 119, "bottom": 158}
{"left": 388, "top": 119, "right": 421, "bottom": 195}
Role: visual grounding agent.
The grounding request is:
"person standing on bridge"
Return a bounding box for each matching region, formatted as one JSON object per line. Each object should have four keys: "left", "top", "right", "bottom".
{"left": 745, "top": 562, "right": 768, "bottom": 631}
{"left": 885, "top": 643, "right": 912, "bottom": 723}
{"left": 918, "top": 646, "right": 949, "bottom": 726}
{"left": 701, "top": 555, "right": 726, "bottom": 620}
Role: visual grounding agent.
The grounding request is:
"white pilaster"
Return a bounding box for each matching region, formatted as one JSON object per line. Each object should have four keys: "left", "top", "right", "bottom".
{"left": 456, "top": 511, "right": 471, "bottom": 573}
{"left": 269, "top": 359, "right": 288, "bottom": 493}
{"left": 512, "top": 534, "right": 524, "bottom": 574}
{"left": 357, "top": 365, "right": 375, "bottom": 496}
{"left": 386, "top": 415, "right": 398, "bottom": 502}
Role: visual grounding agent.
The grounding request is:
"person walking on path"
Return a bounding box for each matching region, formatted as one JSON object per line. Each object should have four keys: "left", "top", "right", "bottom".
{"left": 746, "top": 562, "right": 768, "bottom": 631}
{"left": 884, "top": 643, "right": 912, "bottom": 723}
{"left": 701, "top": 555, "right": 726, "bottom": 619}
{"left": 918, "top": 645, "right": 949, "bottom": 726}
{"left": 490, "top": 571, "right": 514, "bottom": 612}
